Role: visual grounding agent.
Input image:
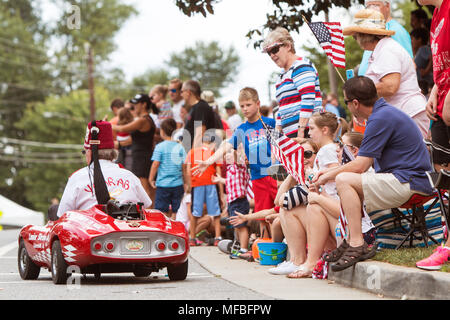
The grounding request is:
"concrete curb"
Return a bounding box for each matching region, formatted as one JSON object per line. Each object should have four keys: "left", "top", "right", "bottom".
{"left": 328, "top": 260, "right": 450, "bottom": 300}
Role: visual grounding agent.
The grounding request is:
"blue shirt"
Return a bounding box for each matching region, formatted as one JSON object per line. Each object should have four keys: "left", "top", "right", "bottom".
{"left": 358, "top": 20, "right": 413, "bottom": 76}
{"left": 229, "top": 116, "right": 276, "bottom": 181}
{"left": 358, "top": 98, "right": 433, "bottom": 195}
{"left": 151, "top": 140, "right": 187, "bottom": 188}
{"left": 325, "top": 103, "right": 341, "bottom": 118}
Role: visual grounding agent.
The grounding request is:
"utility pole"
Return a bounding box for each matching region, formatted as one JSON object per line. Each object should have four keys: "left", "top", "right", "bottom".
{"left": 86, "top": 43, "right": 96, "bottom": 121}
{"left": 325, "top": 11, "right": 338, "bottom": 96}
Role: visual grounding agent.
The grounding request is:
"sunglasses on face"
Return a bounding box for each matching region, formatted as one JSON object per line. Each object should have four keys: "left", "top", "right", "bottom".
{"left": 169, "top": 89, "right": 178, "bottom": 93}
{"left": 81, "top": 149, "right": 86, "bottom": 155}
{"left": 304, "top": 150, "right": 316, "bottom": 159}
{"left": 265, "top": 42, "right": 283, "bottom": 56}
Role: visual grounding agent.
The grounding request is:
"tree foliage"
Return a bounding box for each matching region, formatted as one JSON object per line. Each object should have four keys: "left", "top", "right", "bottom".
{"left": 167, "top": 41, "right": 240, "bottom": 97}
{"left": 174, "top": 0, "right": 365, "bottom": 48}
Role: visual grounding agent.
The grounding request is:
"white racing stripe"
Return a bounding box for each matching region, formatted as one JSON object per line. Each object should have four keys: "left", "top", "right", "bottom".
{"left": 0, "top": 241, "right": 17, "bottom": 257}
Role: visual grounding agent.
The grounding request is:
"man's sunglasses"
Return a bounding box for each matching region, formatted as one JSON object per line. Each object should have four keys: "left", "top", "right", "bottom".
{"left": 304, "top": 150, "right": 316, "bottom": 159}
{"left": 169, "top": 89, "right": 178, "bottom": 93}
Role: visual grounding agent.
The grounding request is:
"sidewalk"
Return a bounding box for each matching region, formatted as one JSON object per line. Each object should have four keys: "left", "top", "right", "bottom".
{"left": 189, "top": 246, "right": 450, "bottom": 300}
{"left": 189, "top": 246, "right": 385, "bottom": 300}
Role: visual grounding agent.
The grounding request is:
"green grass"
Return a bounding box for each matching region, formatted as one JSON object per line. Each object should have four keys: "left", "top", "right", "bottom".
{"left": 372, "top": 244, "right": 450, "bottom": 272}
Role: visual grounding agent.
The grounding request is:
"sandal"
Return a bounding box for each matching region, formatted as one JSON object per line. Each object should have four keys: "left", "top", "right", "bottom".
{"left": 331, "top": 242, "right": 375, "bottom": 272}
{"left": 287, "top": 266, "right": 312, "bottom": 279}
{"left": 323, "top": 239, "right": 349, "bottom": 263}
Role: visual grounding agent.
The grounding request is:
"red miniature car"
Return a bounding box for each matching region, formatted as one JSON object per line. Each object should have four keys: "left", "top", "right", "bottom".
{"left": 17, "top": 202, "right": 189, "bottom": 284}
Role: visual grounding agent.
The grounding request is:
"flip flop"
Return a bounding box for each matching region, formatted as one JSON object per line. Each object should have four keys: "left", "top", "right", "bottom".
{"left": 286, "top": 265, "right": 313, "bottom": 279}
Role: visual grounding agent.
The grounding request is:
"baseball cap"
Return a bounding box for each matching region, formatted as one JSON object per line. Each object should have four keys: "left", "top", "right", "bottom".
{"left": 224, "top": 101, "right": 236, "bottom": 109}
{"left": 83, "top": 121, "right": 114, "bottom": 150}
{"left": 130, "top": 93, "right": 151, "bottom": 104}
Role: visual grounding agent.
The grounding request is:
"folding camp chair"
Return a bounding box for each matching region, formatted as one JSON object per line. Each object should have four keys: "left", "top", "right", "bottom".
{"left": 424, "top": 139, "right": 450, "bottom": 239}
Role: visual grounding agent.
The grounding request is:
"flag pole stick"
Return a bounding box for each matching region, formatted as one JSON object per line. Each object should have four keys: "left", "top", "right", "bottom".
{"left": 301, "top": 14, "right": 346, "bottom": 84}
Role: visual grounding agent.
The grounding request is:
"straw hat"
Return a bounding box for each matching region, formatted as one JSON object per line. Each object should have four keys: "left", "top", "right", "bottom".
{"left": 343, "top": 9, "right": 395, "bottom": 36}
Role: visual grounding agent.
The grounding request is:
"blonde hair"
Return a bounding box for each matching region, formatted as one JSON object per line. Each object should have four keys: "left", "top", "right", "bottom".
{"left": 262, "top": 27, "right": 296, "bottom": 53}
{"left": 151, "top": 84, "right": 168, "bottom": 98}
{"left": 343, "top": 131, "right": 364, "bottom": 148}
{"left": 311, "top": 111, "right": 339, "bottom": 136}
{"left": 238, "top": 87, "right": 259, "bottom": 103}
{"left": 117, "top": 107, "right": 134, "bottom": 125}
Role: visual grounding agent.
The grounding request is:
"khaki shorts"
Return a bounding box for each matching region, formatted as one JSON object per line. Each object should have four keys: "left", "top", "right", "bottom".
{"left": 362, "top": 172, "right": 416, "bottom": 213}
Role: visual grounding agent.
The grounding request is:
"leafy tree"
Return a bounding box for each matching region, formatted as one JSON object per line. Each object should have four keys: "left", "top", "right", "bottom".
{"left": 167, "top": 41, "right": 240, "bottom": 97}
{"left": 0, "top": 1, "right": 53, "bottom": 207}
{"left": 174, "top": 0, "right": 365, "bottom": 48}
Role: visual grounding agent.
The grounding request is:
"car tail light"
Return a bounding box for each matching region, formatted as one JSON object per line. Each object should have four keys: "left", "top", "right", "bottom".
{"left": 155, "top": 240, "right": 166, "bottom": 251}
{"left": 169, "top": 241, "right": 179, "bottom": 251}
{"left": 105, "top": 241, "right": 115, "bottom": 252}
{"left": 93, "top": 242, "right": 102, "bottom": 251}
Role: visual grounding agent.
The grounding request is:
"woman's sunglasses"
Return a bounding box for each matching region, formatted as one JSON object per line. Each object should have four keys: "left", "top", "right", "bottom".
{"left": 304, "top": 150, "right": 316, "bottom": 159}
{"left": 265, "top": 42, "right": 283, "bottom": 56}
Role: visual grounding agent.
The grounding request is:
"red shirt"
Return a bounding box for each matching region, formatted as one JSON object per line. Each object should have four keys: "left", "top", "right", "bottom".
{"left": 430, "top": 0, "right": 450, "bottom": 117}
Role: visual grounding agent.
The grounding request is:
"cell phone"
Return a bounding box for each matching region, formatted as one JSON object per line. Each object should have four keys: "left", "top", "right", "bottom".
{"left": 346, "top": 69, "right": 355, "bottom": 80}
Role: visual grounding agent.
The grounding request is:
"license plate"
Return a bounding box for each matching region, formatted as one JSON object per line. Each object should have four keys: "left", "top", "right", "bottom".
{"left": 125, "top": 240, "right": 144, "bottom": 252}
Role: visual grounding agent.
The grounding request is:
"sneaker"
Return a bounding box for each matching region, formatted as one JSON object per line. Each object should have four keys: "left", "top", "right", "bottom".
{"left": 416, "top": 246, "right": 450, "bottom": 271}
{"left": 237, "top": 250, "right": 254, "bottom": 262}
{"left": 268, "top": 261, "right": 301, "bottom": 275}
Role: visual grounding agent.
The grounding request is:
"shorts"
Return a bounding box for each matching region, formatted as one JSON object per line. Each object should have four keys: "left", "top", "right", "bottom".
{"left": 361, "top": 172, "right": 416, "bottom": 213}
{"left": 430, "top": 116, "right": 450, "bottom": 165}
{"left": 411, "top": 110, "right": 430, "bottom": 138}
{"left": 191, "top": 184, "right": 221, "bottom": 218}
{"left": 154, "top": 185, "right": 184, "bottom": 213}
{"left": 252, "top": 176, "right": 277, "bottom": 212}
{"left": 228, "top": 197, "right": 250, "bottom": 228}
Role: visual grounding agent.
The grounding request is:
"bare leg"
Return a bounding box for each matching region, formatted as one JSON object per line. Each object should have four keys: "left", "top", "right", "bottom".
{"left": 279, "top": 206, "right": 307, "bottom": 266}
{"left": 303, "top": 204, "right": 337, "bottom": 271}
{"left": 236, "top": 226, "right": 250, "bottom": 250}
{"left": 335, "top": 172, "right": 365, "bottom": 247}
{"left": 270, "top": 217, "right": 284, "bottom": 243}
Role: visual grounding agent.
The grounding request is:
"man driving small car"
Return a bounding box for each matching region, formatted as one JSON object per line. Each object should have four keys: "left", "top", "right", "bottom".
{"left": 56, "top": 121, "right": 152, "bottom": 218}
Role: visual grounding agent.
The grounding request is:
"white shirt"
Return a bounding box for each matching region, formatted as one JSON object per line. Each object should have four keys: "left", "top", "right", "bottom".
{"left": 175, "top": 193, "right": 191, "bottom": 231}
{"left": 172, "top": 99, "right": 185, "bottom": 125}
{"left": 366, "top": 37, "right": 427, "bottom": 117}
{"left": 227, "top": 113, "right": 243, "bottom": 131}
{"left": 57, "top": 160, "right": 152, "bottom": 217}
{"left": 313, "top": 143, "right": 339, "bottom": 199}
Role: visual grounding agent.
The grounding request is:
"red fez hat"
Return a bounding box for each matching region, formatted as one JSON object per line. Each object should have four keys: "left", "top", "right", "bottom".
{"left": 83, "top": 120, "right": 114, "bottom": 150}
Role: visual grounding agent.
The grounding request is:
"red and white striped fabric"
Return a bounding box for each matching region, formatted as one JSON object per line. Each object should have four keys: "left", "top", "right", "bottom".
{"left": 246, "top": 180, "right": 254, "bottom": 200}
{"left": 263, "top": 122, "right": 305, "bottom": 185}
{"left": 226, "top": 164, "right": 250, "bottom": 203}
{"left": 307, "top": 21, "right": 346, "bottom": 69}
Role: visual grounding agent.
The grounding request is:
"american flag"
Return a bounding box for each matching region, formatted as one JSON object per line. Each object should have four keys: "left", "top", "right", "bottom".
{"left": 307, "top": 21, "right": 346, "bottom": 69}
{"left": 341, "top": 145, "right": 355, "bottom": 164}
{"left": 260, "top": 119, "right": 305, "bottom": 185}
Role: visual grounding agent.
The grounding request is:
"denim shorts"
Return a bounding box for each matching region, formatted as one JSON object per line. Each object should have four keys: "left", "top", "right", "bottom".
{"left": 228, "top": 197, "right": 250, "bottom": 228}
{"left": 155, "top": 185, "right": 184, "bottom": 214}
{"left": 191, "top": 184, "right": 221, "bottom": 217}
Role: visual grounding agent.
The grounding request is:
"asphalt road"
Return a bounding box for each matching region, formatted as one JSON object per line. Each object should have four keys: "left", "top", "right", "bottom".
{"left": 0, "top": 228, "right": 271, "bottom": 300}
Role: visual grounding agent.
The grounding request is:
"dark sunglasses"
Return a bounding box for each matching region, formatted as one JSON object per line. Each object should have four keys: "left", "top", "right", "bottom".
{"left": 169, "top": 89, "right": 178, "bottom": 93}
{"left": 344, "top": 97, "right": 355, "bottom": 105}
{"left": 266, "top": 43, "right": 283, "bottom": 56}
{"left": 304, "top": 150, "right": 316, "bottom": 159}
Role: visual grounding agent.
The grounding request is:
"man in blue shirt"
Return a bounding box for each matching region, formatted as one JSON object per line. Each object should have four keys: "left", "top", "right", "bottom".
{"left": 358, "top": 0, "right": 413, "bottom": 76}
{"left": 313, "top": 76, "right": 433, "bottom": 271}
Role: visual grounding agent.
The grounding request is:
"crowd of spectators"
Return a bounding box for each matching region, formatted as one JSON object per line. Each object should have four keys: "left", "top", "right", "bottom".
{"left": 93, "top": 0, "right": 450, "bottom": 278}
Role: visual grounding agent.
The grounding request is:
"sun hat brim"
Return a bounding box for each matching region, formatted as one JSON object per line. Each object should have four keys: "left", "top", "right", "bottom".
{"left": 343, "top": 26, "right": 395, "bottom": 36}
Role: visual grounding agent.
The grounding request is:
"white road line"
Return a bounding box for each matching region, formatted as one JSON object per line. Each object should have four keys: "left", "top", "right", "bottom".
{"left": 0, "top": 241, "right": 17, "bottom": 257}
